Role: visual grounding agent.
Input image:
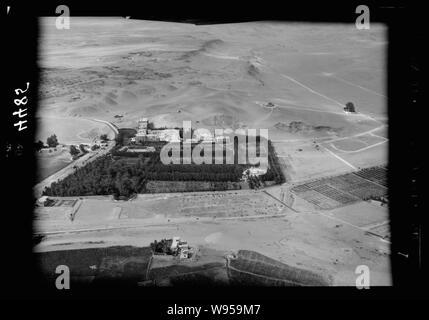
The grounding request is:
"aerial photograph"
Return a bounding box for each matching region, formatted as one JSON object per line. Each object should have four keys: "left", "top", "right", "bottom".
{"left": 34, "top": 17, "right": 389, "bottom": 287}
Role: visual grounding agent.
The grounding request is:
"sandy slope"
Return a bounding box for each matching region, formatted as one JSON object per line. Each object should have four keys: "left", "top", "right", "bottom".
{"left": 39, "top": 18, "right": 386, "bottom": 131}
{"left": 35, "top": 18, "right": 390, "bottom": 286}
{"left": 38, "top": 18, "right": 387, "bottom": 178}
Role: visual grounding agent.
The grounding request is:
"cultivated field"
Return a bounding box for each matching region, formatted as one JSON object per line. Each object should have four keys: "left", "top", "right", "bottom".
{"left": 34, "top": 190, "right": 287, "bottom": 234}
{"left": 37, "top": 246, "right": 153, "bottom": 285}
{"left": 145, "top": 180, "right": 245, "bottom": 193}
{"left": 37, "top": 244, "right": 334, "bottom": 286}
{"left": 227, "top": 250, "right": 331, "bottom": 286}
{"left": 291, "top": 166, "right": 387, "bottom": 210}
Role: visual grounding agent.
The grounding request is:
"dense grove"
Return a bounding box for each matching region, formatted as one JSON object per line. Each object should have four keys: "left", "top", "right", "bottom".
{"left": 259, "top": 141, "right": 286, "bottom": 184}
{"left": 43, "top": 153, "right": 247, "bottom": 198}
{"left": 43, "top": 140, "right": 285, "bottom": 198}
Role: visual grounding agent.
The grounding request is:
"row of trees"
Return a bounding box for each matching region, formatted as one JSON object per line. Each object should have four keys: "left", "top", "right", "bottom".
{"left": 43, "top": 139, "right": 285, "bottom": 197}
{"left": 115, "top": 128, "right": 137, "bottom": 145}
{"left": 43, "top": 153, "right": 247, "bottom": 198}
{"left": 37, "top": 133, "right": 109, "bottom": 154}
{"left": 257, "top": 141, "right": 286, "bottom": 185}
{"left": 69, "top": 144, "right": 89, "bottom": 159}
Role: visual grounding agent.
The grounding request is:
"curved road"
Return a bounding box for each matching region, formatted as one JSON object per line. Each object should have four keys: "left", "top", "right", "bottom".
{"left": 91, "top": 118, "right": 119, "bottom": 135}
{"left": 34, "top": 119, "right": 118, "bottom": 198}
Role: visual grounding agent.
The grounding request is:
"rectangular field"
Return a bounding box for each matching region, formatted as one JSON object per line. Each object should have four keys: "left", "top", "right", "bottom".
{"left": 145, "top": 180, "right": 244, "bottom": 193}
{"left": 37, "top": 246, "right": 153, "bottom": 285}
{"left": 228, "top": 250, "right": 330, "bottom": 286}
{"left": 44, "top": 199, "right": 78, "bottom": 207}
{"left": 353, "top": 165, "right": 387, "bottom": 187}
{"left": 291, "top": 166, "right": 388, "bottom": 209}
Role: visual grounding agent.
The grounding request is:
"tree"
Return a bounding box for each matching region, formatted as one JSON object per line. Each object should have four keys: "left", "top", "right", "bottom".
{"left": 69, "top": 145, "right": 80, "bottom": 157}
{"left": 344, "top": 102, "right": 356, "bottom": 113}
{"left": 79, "top": 144, "right": 88, "bottom": 154}
{"left": 46, "top": 134, "right": 59, "bottom": 148}
{"left": 34, "top": 140, "right": 45, "bottom": 152}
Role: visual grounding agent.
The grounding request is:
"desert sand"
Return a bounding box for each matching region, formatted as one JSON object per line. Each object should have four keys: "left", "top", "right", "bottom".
{"left": 36, "top": 18, "right": 389, "bottom": 286}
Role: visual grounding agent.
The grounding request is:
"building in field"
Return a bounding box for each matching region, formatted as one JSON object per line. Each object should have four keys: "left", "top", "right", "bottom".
{"left": 170, "top": 237, "right": 180, "bottom": 251}
{"left": 135, "top": 133, "right": 159, "bottom": 143}
{"left": 150, "top": 236, "right": 194, "bottom": 259}
{"left": 148, "top": 129, "right": 180, "bottom": 143}
{"left": 134, "top": 118, "right": 180, "bottom": 143}
{"left": 243, "top": 167, "right": 267, "bottom": 179}
{"left": 135, "top": 118, "right": 154, "bottom": 143}
{"left": 138, "top": 118, "right": 148, "bottom": 134}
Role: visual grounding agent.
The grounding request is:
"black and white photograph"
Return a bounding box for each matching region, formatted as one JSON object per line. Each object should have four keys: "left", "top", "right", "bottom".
{"left": 1, "top": 1, "right": 425, "bottom": 305}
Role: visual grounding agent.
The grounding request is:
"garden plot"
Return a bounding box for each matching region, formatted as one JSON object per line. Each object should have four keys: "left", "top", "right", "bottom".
{"left": 291, "top": 166, "right": 387, "bottom": 210}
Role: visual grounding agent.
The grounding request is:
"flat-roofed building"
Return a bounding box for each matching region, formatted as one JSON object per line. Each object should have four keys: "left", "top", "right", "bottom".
{"left": 146, "top": 129, "right": 179, "bottom": 142}
{"left": 138, "top": 118, "right": 148, "bottom": 132}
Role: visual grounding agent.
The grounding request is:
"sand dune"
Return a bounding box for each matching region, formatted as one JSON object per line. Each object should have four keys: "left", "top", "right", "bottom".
{"left": 38, "top": 17, "right": 387, "bottom": 176}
